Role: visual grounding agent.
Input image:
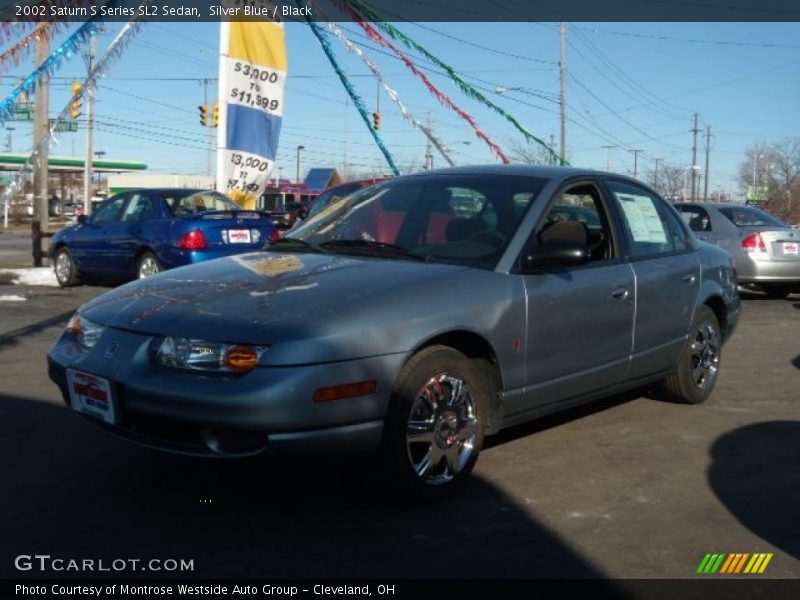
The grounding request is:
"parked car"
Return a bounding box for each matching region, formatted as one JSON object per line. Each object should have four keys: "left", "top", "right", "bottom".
{"left": 675, "top": 202, "right": 799, "bottom": 298}
{"left": 49, "top": 188, "right": 279, "bottom": 287}
{"left": 305, "top": 178, "right": 387, "bottom": 220}
{"left": 48, "top": 167, "right": 739, "bottom": 501}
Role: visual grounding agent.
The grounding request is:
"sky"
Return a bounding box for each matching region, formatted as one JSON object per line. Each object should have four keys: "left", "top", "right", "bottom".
{"left": 1, "top": 20, "right": 799, "bottom": 197}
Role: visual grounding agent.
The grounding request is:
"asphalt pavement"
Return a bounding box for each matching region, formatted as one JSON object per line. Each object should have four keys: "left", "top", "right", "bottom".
{"left": 0, "top": 281, "right": 798, "bottom": 580}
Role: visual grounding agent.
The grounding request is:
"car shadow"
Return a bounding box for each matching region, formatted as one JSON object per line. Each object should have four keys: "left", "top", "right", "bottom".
{"left": 485, "top": 389, "right": 642, "bottom": 449}
{"left": 0, "top": 310, "right": 74, "bottom": 350}
{"left": 708, "top": 421, "right": 800, "bottom": 560}
{"left": 0, "top": 392, "right": 623, "bottom": 582}
{"left": 792, "top": 356, "right": 800, "bottom": 370}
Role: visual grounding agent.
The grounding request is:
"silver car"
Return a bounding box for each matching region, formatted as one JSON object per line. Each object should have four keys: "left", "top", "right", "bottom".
{"left": 675, "top": 202, "right": 800, "bottom": 298}
{"left": 48, "top": 167, "right": 740, "bottom": 501}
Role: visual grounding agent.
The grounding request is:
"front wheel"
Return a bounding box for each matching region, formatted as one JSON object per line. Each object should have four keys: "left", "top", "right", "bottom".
{"left": 378, "top": 345, "right": 487, "bottom": 502}
{"left": 659, "top": 306, "right": 722, "bottom": 405}
{"left": 53, "top": 247, "right": 80, "bottom": 288}
{"left": 136, "top": 251, "right": 162, "bottom": 279}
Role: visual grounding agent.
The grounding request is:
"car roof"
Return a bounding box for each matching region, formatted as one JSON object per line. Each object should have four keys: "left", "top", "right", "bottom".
{"left": 403, "top": 164, "right": 636, "bottom": 184}
{"left": 134, "top": 188, "right": 212, "bottom": 194}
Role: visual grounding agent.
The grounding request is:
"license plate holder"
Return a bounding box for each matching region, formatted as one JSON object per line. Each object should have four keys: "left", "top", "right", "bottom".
{"left": 66, "top": 369, "right": 116, "bottom": 424}
{"left": 228, "top": 229, "right": 252, "bottom": 244}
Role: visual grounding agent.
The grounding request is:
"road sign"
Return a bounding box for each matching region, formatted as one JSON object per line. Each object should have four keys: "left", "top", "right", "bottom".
{"left": 8, "top": 108, "right": 33, "bottom": 121}
{"left": 49, "top": 119, "right": 78, "bottom": 133}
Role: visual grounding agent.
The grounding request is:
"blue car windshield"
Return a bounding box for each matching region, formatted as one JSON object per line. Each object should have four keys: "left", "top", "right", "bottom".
{"left": 287, "top": 174, "right": 547, "bottom": 269}
{"left": 165, "top": 191, "right": 241, "bottom": 216}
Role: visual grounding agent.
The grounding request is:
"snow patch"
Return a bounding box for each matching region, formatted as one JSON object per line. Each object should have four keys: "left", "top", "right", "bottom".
{"left": 0, "top": 268, "right": 58, "bottom": 287}
{"left": 0, "top": 294, "right": 26, "bottom": 302}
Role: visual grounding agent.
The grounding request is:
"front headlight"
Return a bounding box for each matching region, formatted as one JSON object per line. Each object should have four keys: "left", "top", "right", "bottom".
{"left": 155, "top": 337, "right": 267, "bottom": 373}
{"left": 66, "top": 314, "right": 104, "bottom": 350}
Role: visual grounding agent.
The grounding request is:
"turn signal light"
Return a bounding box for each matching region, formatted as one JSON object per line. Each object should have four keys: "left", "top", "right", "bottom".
{"left": 313, "top": 381, "right": 377, "bottom": 403}
{"left": 177, "top": 229, "right": 208, "bottom": 250}
{"left": 224, "top": 345, "right": 260, "bottom": 372}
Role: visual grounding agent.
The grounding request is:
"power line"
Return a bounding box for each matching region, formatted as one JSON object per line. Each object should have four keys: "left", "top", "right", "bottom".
{"left": 577, "top": 26, "right": 800, "bottom": 50}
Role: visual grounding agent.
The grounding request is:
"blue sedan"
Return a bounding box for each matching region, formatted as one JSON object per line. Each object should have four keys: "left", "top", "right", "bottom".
{"left": 50, "top": 188, "right": 279, "bottom": 286}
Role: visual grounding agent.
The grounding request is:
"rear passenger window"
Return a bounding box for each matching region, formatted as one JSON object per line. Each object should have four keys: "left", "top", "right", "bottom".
{"left": 677, "top": 206, "right": 712, "bottom": 232}
{"left": 606, "top": 181, "right": 675, "bottom": 258}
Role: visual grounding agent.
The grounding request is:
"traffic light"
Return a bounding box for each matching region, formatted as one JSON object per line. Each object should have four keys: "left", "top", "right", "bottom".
{"left": 198, "top": 104, "right": 208, "bottom": 127}
{"left": 372, "top": 111, "right": 381, "bottom": 130}
{"left": 212, "top": 102, "right": 219, "bottom": 128}
{"left": 70, "top": 81, "right": 82, "bottom": 120}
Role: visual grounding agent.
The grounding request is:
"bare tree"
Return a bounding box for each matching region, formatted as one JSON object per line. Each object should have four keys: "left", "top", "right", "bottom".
{"left": 739, "top": 139, "right": 800, "bottom": 222}
{"left": 509, "top": 140, "right": 556, "bottom": 165}
{"left": 646, "top": 163, "right": 686, "bottom": 202}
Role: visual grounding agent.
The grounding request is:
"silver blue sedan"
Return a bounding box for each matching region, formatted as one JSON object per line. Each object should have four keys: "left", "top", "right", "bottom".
{"left": 48, "top": 166, "right": 740, "bottom": 501}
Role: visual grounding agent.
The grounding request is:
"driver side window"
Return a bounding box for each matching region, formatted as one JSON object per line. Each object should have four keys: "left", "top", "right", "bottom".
{"left": 535, "top": 183, "right": 615, "bottom": 263}
{"left": 92, "top": 195, "right": 127, "bottom": 225}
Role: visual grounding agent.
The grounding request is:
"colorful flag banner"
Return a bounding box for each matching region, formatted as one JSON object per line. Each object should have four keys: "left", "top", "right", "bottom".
{"left": 216, "top": 15, "right": 287, "bottom": 210}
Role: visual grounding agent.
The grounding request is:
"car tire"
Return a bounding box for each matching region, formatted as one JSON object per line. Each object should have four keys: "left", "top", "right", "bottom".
{"left": 378, "top": 345, "right": 487, "bottom": 503}
{"left": 660, "top": 306, "right": 722, "bottom": 405}
{"left": 136, "top": 251, "right": 162, "bottom": 279}
{"left": 762, "top": 285, "right": 792, "bottom": 299}
{"left": 53, "top": 247, "right": 80, "bottom": 288}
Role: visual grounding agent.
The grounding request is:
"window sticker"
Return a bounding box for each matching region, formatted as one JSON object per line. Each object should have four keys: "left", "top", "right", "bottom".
{"left": 616, "top": 194, "right": 668, "bottom": 243}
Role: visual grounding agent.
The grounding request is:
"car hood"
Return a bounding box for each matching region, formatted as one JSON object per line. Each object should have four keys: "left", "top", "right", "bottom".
{"left": 79, "top": 252, "right": 489, "bottom": 364}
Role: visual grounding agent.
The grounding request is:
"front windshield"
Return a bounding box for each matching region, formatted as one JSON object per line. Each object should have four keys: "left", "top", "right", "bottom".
{"left": 166, "top": 191, "right": 241, "bottom": 216}
{"left": 286, "top": 174, "right": 547, "bottom": 269}
{"left": 306, "top": 182, "right": 364, "bottom": 219}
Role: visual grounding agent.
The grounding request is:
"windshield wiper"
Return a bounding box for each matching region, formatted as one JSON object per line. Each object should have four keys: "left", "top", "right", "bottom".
{"left": 267, "top": 237, "right": 325, "bottom": 253}
{"left": 319, "top": 239, "right": 429, "bottom": 262}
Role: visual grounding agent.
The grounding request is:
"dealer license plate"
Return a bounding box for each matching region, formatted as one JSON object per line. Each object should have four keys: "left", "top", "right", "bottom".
{"left": 228, "top": 229, "right": 252, "bottom": 244}
{"left": 67, "top": 369, "right": 116, "bottom": 424}
{"left": 782, "top": 242, "right": 798, "bottom": 255}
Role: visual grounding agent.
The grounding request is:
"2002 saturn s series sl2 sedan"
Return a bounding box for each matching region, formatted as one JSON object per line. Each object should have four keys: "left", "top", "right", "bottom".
{"left": 48, "top": 166, "right": 740, "bottom": 501}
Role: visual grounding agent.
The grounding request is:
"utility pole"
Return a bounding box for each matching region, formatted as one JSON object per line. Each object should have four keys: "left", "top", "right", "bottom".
{"left": 690, "top": 112, "right": 700, "bottom": 202}
{"left": 703, "top": 125, "right": 712, "bottom": 201}
{"left": 424, "top": 111, "right": 433, "bottom": 170}
{"left": 559, "top": 20, "right": 567, "bottom": 165}
{"left": 629, "top": 149, "right": 643, "bottom": 178}
{"left": 549, "top": 134, "right": 555, "bottom": 165}
{"left": 601, "top": 145, "right": 615, "bottom": 171}
{"left": 83, "top": 34, "right": 96, "bottom": 215}
{"left": 203, "top": 78, "right": 213, "bottom": 177}
{"left": 653, "top": 158, "right": 662, "bottom": 189}
{"left": 33, "top": 33, "right": 50, "bottom": 231}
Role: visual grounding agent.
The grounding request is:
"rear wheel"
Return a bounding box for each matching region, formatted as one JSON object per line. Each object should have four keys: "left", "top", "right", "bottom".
{"left": 762, "top": 284, "right": 792, "bottom": 299}
{"left": 53, "top": 247, "right": 80, "bottom": 288}
{"left": 378, "top": 345, "right": 487, "bottom": 502}
{"left": 136, "top": 252, "right": 161, "bottom": 279}
{"left": 660, "top": 306, "right": 722, "bottom": 405}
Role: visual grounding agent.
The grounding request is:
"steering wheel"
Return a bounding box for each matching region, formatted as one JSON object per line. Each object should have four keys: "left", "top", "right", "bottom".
{"left": 467, "top": 230, "right": 506, "bottom": 247}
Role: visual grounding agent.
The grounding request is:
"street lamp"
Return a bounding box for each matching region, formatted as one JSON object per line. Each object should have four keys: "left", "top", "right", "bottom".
{"left": 295, "top": 145, "right": 305, "bottom": 184}
{"left": 5, "top": 126, "right": 14, "bottom": 152}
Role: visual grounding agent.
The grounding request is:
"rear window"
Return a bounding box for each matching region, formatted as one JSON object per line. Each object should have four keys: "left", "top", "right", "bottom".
{"left": 165, "top": 191, "right": 240, "bottom": 216}
{"left": 718, "top": 206, "right": 787, "bottom": 228}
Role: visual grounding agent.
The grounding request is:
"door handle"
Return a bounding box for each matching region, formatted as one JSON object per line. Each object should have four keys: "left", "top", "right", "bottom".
{"left": 611, "top": 286, "right": 630, "bottom": 301}
{"left": 682, "top": 273, "right": 696, "bottom": 285}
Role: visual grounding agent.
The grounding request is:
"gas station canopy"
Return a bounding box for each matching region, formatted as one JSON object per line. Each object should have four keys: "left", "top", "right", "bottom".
{"left": 0, "top": 154, "right": 147, "bottom": 173}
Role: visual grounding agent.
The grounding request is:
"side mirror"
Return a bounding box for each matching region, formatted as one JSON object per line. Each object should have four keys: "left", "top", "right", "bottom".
{"left": 77, "top": 215, "right": 87, "bottom": 225}
{"left": 521, "top": 239, "right": 590, "bottom": 273}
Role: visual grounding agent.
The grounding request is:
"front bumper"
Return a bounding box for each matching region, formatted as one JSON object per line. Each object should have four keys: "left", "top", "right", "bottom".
{"left": 48, "top": 326, "right": 406, "bottom": 458}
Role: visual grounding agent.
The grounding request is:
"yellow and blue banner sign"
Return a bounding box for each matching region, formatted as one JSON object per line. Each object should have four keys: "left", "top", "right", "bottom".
{"left": 696, "top": 552, "right": 773, "bottom": 574}
{"left": 216, "top": 14, "right": 286, "bottom": 209}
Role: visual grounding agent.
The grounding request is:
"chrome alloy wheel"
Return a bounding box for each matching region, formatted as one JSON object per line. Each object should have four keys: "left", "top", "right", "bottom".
{"left": 55, "top": 251, "right": 72, "bottom": 284}
{"left": 690, "top": 320, "right": 720, "bottom": 390}
{"left": 405, "top": 373, "right": 479, "bottom": 485}
{"left": 138, "top": 256, "right": 160, "bottom": 278}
